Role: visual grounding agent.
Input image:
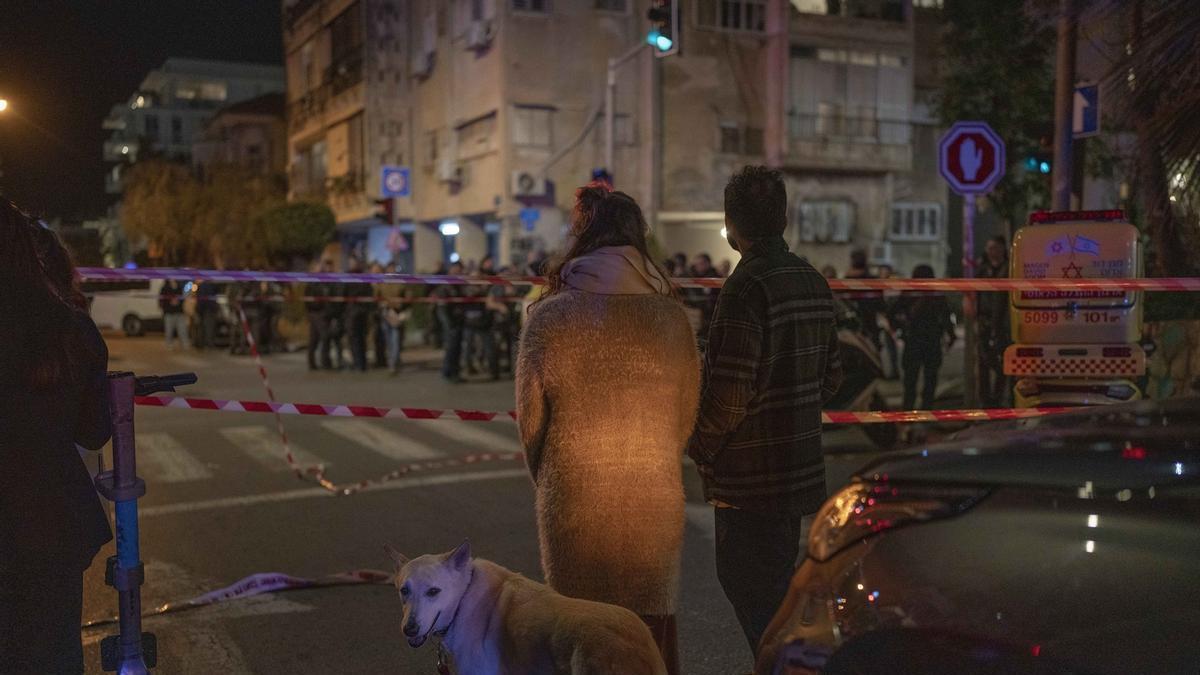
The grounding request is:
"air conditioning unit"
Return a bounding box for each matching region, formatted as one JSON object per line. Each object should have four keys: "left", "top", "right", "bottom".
{"left": 437, "top": 158, "right": 463, "bottom": 183}
{"left": 868, "top": 241, "right": 894, "bottom": 267}
{"left": 511, "top": 171, "right": 548, "bottom": 198}
{"left": 465, "top": 20, "right": 494, "bottom": 50}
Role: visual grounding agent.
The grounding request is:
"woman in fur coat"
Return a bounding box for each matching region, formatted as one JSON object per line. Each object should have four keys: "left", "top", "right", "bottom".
{"left": 516, "top": 183, "right": 701, "bottom": 674}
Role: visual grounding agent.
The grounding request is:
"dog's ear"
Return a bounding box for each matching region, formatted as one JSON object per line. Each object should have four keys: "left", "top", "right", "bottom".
{"left": 384, "top": 543, "right": 410, "bottom": 567}
{"left": 448, "top": 540, "right": 471, "bottom": 570}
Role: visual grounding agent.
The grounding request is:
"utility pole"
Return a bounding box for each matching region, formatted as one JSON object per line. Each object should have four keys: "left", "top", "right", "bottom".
{"left": 764, "top": 0, "right": 787, "bottom": 168}
{"left": 1051, "top": 0, "right": 1078, "bottom": 210}
{"left": 605, "top": 42, "right": 649, "bottom": 183}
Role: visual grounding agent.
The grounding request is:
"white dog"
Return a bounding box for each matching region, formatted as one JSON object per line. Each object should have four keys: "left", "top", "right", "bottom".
{"left": 387, "top": 541, "right": 666, "bottom": 675}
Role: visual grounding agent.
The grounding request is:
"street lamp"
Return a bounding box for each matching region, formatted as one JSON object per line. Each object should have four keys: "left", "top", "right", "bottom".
{"left": 0, "top": 99, "right": 8, "bottom": 112}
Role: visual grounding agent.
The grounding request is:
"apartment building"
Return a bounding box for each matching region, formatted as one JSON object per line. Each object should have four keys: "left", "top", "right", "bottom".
{"left": 103, "top": 58, "right": 286, "bottom": 195}
{"left": 282, "top": 0, "right": 949, "bottom": 276}
{"left": 192, "top": 93, "right": 289, "bottom": 176}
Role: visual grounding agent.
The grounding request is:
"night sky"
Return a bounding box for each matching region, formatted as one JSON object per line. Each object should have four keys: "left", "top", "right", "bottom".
{"left": 0, "top": 1, "right": 283, "bottom": 220}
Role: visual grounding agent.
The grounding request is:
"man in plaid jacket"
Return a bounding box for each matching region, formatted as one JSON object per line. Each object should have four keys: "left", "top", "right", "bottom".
{"left": 687, "top": 165, "right": 844, "bottom": 657}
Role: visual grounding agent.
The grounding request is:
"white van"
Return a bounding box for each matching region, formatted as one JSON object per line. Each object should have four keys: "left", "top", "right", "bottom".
{"left": 89, "top": 279, "right": 165, "bottom": 336}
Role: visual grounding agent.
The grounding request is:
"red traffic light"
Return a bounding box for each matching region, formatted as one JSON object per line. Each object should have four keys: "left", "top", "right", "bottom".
{"left": 374, "top": 198, "right": 395, "bottom": 224}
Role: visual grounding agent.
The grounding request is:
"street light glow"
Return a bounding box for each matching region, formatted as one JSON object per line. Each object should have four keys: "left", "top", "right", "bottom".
{"left": 0, "top": 99, "right": 8, "bottom": 112}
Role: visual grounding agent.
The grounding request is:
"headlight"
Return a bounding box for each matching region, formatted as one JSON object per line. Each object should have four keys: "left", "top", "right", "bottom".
{"left": 808, "top": 482, "right": 990, "bottom": 562}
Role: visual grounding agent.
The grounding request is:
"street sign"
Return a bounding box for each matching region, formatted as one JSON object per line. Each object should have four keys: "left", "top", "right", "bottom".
{"left": 1073, "top": 83, "right": 1100, "bottom": 138}
{"left": 519, "top": 207, "right": 540, "bottom": 233}
{"left": 380, "top": 166, "right": 410, "bottom": 198}
{"left": 938, "top": 121, "right": 1006, "bottom": 196}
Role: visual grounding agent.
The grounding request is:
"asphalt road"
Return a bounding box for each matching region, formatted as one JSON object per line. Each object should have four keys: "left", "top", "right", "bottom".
{"left": 79, "top": 334, "right": 900, "bottom": 675}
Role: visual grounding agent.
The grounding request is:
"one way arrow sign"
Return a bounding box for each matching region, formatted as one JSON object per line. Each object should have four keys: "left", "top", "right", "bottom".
{"left": 1073, "top": 83, "right": 1100, "bottom": 139}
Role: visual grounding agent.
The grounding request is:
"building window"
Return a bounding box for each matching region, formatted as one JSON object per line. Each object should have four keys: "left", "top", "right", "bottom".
{"left": 512, "top": 105, "right": 553, "bottom": 148}
{"left": 199, "top": 82, "right": 227, "bottom": 102}
{"left": 331, "top": 2, "right": 364, "bottom": 61}
{"left": 293, "top": 140, "right": 328, "bottom": 196}
{"left": 793, "top": 0, "right": 906, "bottom": 21}
{"left": 718, "top": 122, "right": 764, "bottom": 155}
{"left": 719, "top": 122, "right": 741, "bottom": 154}
{"left": 789, "top": 45, "right": 911, "bottom": 144}
{"left": 511, "top": 0, "right": 550, "bottom": 13}
{"left": 796, "top": 199, "right": 855, "bottom": 243}
{"left": 171, "top": 116, "right": 183, "bottom": 145}
{"left": 143, "top": 115, "right": 159, "bottom": 141}
{"left": 890, "top": 202, "right": 942, "bottom": 242}
{"left": 695, "top": 0, "right": 766, "bottom": 32}
{"left": 594, "top": 0, "right": 627, "bottom": 11}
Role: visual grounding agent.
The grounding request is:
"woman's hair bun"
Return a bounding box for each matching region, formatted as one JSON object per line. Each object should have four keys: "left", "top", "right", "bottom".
{"left": 575, "top": 181, "right": 612, "bottom": 211}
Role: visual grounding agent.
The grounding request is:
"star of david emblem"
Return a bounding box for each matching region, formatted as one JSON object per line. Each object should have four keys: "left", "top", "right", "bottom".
{"left": 1062, "top": 261, "right": 1083, "bottom": 278}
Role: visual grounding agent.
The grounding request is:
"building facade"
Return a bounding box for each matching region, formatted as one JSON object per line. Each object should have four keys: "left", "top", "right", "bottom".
{"left": 103, "top": 59, "right": 285, "bottom": 195}
{"left": 281, "top": 0, "right": 950, "bottom": 276}
{"left": 192, "top": 93, "right": 289, "bottom": 176}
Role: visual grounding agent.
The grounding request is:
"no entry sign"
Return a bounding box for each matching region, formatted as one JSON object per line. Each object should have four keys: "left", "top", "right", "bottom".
{"left": 939, "top": 121, "right": 1006, "bottom": 195}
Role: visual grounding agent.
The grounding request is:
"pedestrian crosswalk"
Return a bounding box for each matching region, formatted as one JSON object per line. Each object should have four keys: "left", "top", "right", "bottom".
{"left": 129, "top": 419, "right": 522, "bottom": 485}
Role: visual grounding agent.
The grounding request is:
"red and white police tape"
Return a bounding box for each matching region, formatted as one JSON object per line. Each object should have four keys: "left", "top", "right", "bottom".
{"left": 82, "top": 569, "right": 393, "bottom": 629}
{"left": 135, "top": 394, "right": 1071, "bottom": 426}
{"left": 78, "top": 267, "right": 1200, "bottom": 292}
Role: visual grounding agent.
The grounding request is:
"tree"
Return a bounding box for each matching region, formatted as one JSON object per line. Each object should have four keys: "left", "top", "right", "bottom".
{"left": 251, "top": 201, "right": 336, "bottom": 267}
{"left": 120, "top": 159, "right": 205, "bottom": 265}
{"left": 1096, "top": 0, "right": 1200, "bottom": 276}
{"left": 935, "top": 0, "right": 1057, "bottom": 232}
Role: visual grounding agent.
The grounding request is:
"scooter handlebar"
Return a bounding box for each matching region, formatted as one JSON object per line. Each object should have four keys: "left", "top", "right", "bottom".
{"left": 133, "top": 373, "right": 198, "bottom": 396}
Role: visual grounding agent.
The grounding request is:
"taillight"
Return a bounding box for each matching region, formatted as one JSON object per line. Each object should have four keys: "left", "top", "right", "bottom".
{"left": 808, "top": 482, "right": 989, "bottom": 562}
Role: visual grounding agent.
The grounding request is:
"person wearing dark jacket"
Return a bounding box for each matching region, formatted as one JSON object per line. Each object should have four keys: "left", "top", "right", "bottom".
{"left": 160, "top": 278, "right": 190, "bottom": 350}
{"left": 435, "top": 261, "right": 467, "bottom": 383}
{"left": 306, "top": 259, "right": 335, "bottom": 370}
{"left": 892, "top": 265, "right": 957, "bottom": 410}
{"left": 1, "top": 200, "right": 112, "bottom": 673}
{"left": 687, "top": 167, "right": 843, "bottom": 659}
{"left": 343, "top": 257, "right": 373, "bottom": 372}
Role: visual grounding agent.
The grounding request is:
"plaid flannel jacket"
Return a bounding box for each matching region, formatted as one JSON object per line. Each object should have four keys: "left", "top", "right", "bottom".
{"left": 687, "top": 237, "right": 843, "bottom": 516}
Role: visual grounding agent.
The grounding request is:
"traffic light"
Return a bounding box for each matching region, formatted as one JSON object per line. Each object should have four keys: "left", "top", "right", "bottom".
{"left": 374, "top": 198, "right": 395, "bottom": 224}
{"left": 647, "top": 0, "right": 679, "bottom": 57}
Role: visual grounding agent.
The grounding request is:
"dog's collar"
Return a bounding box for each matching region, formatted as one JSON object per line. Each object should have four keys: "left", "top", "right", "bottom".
{"left": 433, "top": 564, "right": 476, "bottom": 640}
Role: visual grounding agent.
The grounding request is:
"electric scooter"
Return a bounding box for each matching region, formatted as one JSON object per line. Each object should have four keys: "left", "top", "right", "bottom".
{"left": 94, "top": 371, "right": 197, "bottom": 674}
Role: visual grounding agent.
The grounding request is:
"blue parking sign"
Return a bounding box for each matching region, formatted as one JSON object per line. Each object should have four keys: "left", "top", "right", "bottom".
{"left": 1073, "top": 84, "right": 1100, "bottom": 138}
{"left": 381, "top": 166, "right": 410, "bottom": 197}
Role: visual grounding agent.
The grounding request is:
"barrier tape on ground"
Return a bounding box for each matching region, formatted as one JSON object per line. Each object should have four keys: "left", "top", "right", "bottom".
{"left": 81, "top": 569, "right": 393, "bottom": 629}
{"left": 77, "top": 267, "right": 1200, "bottom": 292}
{"left": 230, "top": 306, "right": 526, "bottom": 495}
{"left": 134, "top": 394, "right": 1072, "bottom": 425}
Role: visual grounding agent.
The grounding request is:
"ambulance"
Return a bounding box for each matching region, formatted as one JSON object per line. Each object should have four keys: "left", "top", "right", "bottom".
{"left": 1004, "top": 210, "right": 1145, "bottom": 407}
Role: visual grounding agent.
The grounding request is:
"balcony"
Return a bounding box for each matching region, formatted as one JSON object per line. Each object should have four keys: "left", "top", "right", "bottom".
{"left": 288, "top": 85, "right": 330, "bottom": 132}
{"left": 326, "top": 52, "right": 364, "bottom": 96}
{"left": 786, "top": 112, "right": 912, "bottom": 173}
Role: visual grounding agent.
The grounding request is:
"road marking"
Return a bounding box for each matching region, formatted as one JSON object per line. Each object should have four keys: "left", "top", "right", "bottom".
{"left": 140, "top": 468, "right": 529, "bottom": 518}
{"left": 137, "top": 432, "right": 213, "bottom": 483}
{"left": 320, "top": 419, "right": 442, "bottom": 461}
{"left": 83, "top": 559, "right": 311, "bottom": 673}
{"left": 219, "top": 425, "right": 328, "bottom": 471}
{"left": 423, "top": 419, "right": 520, "bottom": 452}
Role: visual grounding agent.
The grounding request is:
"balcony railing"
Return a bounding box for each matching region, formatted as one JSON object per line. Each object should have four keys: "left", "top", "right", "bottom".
{"left": 786, "top": 112, "right": 912, "bottom": 171}
{"left": 288, "top": 84, "right": 330, "bottom": 131}
{"left": 788, "top": 112, "right": 911, "bottom": 145}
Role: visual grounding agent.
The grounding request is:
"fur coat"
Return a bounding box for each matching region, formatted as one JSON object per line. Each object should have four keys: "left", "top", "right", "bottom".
{"left": 517, "top": 280, "right": 700, "bottom": 617}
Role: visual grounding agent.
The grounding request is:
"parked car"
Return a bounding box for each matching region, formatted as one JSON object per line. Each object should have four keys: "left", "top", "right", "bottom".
{"left": 89, "top": 280, "right": 164, "bottom": 336}
{"left": 759, "top": 398, "right": 1200, "bottom": 675}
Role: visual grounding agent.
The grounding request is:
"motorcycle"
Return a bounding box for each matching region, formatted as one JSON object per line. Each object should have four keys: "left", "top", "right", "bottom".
{"left": 823, "top": 298, "right": 898, "bottom": 449}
